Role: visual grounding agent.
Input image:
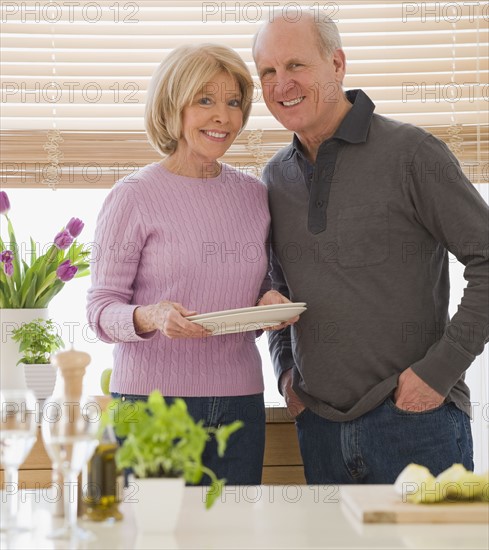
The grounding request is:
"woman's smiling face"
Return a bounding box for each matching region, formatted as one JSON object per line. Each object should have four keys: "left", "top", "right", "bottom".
{"left": 175, "top": 71, "right": 244, "bottom": 172}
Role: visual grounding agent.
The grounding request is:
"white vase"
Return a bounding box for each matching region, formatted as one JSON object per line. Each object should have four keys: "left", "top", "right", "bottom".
{"left": 131, "top": 477, "right": 185, "bottom": 533}
{"left": 0, "top": 308, "right": 48, "bottom": 390}
{"left": 23, "top": 363, "right": 57, "bottom": 400}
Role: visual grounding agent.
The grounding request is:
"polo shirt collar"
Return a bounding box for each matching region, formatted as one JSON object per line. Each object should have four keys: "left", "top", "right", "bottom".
{"left": 283, "top": 89, "right": 376, "bottom": 160}
{"left": 335, "top": 89, "right": 375, "bottom": 143}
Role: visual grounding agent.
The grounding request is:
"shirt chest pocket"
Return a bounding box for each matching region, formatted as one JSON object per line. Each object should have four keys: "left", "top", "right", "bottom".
{"left": 337, "top": 203, "right": 389, "bottom": 267}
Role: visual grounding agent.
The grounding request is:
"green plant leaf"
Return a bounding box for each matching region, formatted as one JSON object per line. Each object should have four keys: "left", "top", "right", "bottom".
{"left": 205, "top": 478, "right": 225, "bottom": 510}
{"left": 34, "top": 271, "right": 58, "bottom": 301}
{"left": 34, "top": 279, "right": 64, "bottom": 308}
{"left": 36, "top": 245, "right": 58, "bottom": 283}
{"left": 74, "top": 269, "right": 90, "bottom": 279}
{"left": 0, "top": 286, "right": 7, "bottom": 308}
{"left": 0, "top": 269, "right": 8, "bottom": 304}
{"left": 214, "top": 420, "right": 244, "bottom": 457}
{"left": 5, "top": 271, "right": 19, "bottom": 308}
{"left": 44, "top": 248, "right": 64, "bottom": 279}
{"left": 23, "top": 274, "right": 39, "bottom": 308}
{"left": 69, "top": 241, "right": 83, "bottom": 262}
{"left": 29, "top": 237, "right": 37, "bottom": 265}
{"left": 20, "top": 271, "right": 37, "bottom": 307}
{"left": 11, "top": 318, "right": 63, "bottom": 364}
{"left": 34, "top": 261, "right": 47, "bottom": 295}
{"left": 0, "top": 268, "right": 13, "bottom": 307}
{"left": 147, "top": 389, "right": 165, "bottom": 411}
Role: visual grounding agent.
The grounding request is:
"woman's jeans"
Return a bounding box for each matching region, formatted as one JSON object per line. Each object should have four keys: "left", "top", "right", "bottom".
{"left": 295, "top": 397, "right": 474, "bottom": 484}
{"left": 112, "top": 392, "right": 265, "bottom": 486}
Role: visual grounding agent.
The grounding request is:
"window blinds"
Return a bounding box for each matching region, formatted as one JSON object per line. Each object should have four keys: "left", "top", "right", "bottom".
{"left": 1, "top": 0, "right": 487, "bottom": 187}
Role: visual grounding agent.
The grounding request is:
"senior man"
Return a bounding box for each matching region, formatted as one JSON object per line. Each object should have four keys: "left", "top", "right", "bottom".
{"left": 253, "top": 11, "right": 488, "bottom": 484}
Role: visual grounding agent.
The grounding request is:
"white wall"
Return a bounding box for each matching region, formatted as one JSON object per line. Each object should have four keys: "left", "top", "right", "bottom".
{"left": 3, "top": 185, "right": 488, "bottom": 471}
{"left": 461, "top": 184, "right": 489, "bottom": 473}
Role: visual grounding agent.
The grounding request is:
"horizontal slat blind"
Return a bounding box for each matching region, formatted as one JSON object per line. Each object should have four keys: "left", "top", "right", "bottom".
{"left": 1, "top": 0, "right": 487, "bottom": 187}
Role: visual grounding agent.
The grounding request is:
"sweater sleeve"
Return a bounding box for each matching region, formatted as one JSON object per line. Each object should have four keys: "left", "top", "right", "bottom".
{"left": 406, "top": 135, "right": 489, "bottom": 396}
{"left": 257, "top": 229, "right": 272, "bottom": 299}
{"left": 86, "top": 181, "right": 156, "bottom": 343}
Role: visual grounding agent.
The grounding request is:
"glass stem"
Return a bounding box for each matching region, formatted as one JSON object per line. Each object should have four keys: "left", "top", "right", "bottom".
{"left": 52, "top": 467, "right": 64, "bottom": 517}
{"left": 64, "top": 471, "right": 78, "bottom": 532}
{"left": 5, "top": 466, "right": 19, "bottom": 527}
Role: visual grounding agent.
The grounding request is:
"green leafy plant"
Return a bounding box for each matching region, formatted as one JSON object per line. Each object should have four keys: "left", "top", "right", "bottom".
{"left": 11, "top": 318, "right": 64, "bottom": 365}
{"left": 102, "top": 390, "right": 243, "bottom": 509}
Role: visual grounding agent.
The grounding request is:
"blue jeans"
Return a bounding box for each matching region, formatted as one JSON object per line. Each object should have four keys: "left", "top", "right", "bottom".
{"left": 295, "top": 397, "right": 474, "bottom": 484}
{"left": 112, "top": 393, "right": 265, "bottom": 485}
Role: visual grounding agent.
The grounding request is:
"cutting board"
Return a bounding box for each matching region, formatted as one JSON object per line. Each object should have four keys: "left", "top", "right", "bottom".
{"left": 341, "top": 485, "right": 489, "bottom": 524}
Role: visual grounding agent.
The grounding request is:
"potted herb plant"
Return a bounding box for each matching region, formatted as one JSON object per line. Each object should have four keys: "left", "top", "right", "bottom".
{"left": 102, "top": 390, "right": 243, "bottom": 533}
{"left": 11, "top": 318, "right": 64, "bottom": 399}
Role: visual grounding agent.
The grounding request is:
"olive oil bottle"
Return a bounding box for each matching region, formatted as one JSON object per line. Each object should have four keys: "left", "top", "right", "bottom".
{"left": 83, "top": 427, "right": 123, "bottom": 522}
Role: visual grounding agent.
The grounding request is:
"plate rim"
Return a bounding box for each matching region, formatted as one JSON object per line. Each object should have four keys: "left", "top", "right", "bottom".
{"left": 187, "top": 302, "right": 307, "bottom": 321}
{"left": 206, "top": 321, "right": 281, "bottom": 336}
{"left": 189, "top": 307, "right": 306, "bottom": 331}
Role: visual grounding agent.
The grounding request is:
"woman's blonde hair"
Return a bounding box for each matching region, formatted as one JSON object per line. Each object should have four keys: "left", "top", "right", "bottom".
{"left": 145, "top": 43, "right": 254, "bottom": 156}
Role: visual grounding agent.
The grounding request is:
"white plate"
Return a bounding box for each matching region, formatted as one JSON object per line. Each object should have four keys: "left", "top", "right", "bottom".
{"left": 188, "top": 305, "right": 307, "bottom": 336}
{"left": 187, "top": 302, "right": 306, "bottom": 321}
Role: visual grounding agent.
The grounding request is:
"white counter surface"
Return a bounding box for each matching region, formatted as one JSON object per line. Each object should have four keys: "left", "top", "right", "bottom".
{"left": 1, "top": 485, "right": 488, "bottom": 549}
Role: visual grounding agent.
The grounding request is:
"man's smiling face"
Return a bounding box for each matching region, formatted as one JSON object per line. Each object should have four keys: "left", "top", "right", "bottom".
{"left": 253, "top": 16, "right": 346, "bottom": 142}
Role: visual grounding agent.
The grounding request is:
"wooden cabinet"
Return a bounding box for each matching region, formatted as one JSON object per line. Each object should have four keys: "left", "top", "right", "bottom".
{"left": 1, "top": 406, "right": 305, "bottom": 487}
{"left": 0, "top": 425, "right": 53, "bottom": 487}
{"left": 263, "top": 408, "right": 305, "bottom": 484}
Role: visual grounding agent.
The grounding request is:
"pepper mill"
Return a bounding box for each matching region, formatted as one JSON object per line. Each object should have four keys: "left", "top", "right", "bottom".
{"left": 48, "top": 348, "right": 92, "bottom": 517}
{"left": 52, "top": 348, "right": 91, "bottom": 401}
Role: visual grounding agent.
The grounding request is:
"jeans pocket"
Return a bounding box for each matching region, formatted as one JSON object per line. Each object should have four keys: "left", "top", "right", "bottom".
{"left": 446, "top": 405, "right": 474, "bottom": 467}
{"left": 386, "top": 397, "right": 446, "bottom": 415}
{"left": 294, "top": 407, "right": 309, "bottom": 422}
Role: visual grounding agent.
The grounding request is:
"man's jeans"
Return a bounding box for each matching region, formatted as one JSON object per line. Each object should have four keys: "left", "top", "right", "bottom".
{"left": 295, "top": 397, "right": 474, "bottom": 484}
{"left": 112, "top": 393, "right": 265, "bottom": 485}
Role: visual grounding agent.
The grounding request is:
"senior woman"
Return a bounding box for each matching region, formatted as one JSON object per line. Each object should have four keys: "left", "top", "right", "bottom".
{"left": 87, "top": 44, "right": 292, "bottom": 485}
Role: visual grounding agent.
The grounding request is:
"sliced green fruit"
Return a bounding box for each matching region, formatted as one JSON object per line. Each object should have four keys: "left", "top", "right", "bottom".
{"left": 394, "top": 464, "right": 438, "bottom": 503}
{"left": 395, "top": 463, "right": 489, "bottom": 503}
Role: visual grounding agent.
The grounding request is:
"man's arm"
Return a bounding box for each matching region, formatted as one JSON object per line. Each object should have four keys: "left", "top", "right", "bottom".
{"left": 402, "top": 135, "right": 489, "bottom": 402}
{"left": 266, "top": 245, "right": 305, "bottom": 416}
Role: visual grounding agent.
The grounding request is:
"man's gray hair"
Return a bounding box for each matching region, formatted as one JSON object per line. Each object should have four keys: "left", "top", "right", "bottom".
{"left": 252, "top": 9, "right": 342, "bottom": 59}
{"left": 314, "top": 14, "right": 342, "bottom": 56}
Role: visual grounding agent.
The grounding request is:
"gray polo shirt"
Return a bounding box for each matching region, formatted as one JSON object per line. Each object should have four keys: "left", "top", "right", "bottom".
{"left": 264, "top": 89, "right": 489, "bottom": 421}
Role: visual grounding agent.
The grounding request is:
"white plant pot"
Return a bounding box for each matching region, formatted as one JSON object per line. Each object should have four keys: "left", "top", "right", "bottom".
{"left": 23, "top": 363, "right": 58, "bottom": 400}
{"left": 131, "top": 477, "right": 185, "bottom": 533}
{"left": 0, "top": 308, "right": 49, "bottom": 390}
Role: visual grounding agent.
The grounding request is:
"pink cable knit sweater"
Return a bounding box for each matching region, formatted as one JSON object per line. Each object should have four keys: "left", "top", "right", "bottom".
{"left": 87, "top": 162, "right": 270, "bottom": 397}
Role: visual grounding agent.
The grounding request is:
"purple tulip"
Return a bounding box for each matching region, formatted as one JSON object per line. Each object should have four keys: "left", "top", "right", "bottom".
{"left": 4, "top": 261, "right": 14, "bottom": 277}
{"left": 0, "top": 191, "right": 10, "bottom": 215}
{"left": 66, "top": 217, "right": 84, "bottom": 238}
{"left": 56, "top": 259, "right": 78, "bottom": 282}
{"left": 1, "top": 250, "right": 14, "bottom": 277}
{"left": 54, "top": 229, "right": 74, "bottom": 250}
{"left": 1, "top": 250, "right": 13, "bottom": 263}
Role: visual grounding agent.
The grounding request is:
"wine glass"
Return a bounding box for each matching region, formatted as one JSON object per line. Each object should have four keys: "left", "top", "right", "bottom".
{"left": 41, "top": 394, "right": 99, "bottom": 540}
{"left": 0, "top": 389, "right": 38, "bottom": 533}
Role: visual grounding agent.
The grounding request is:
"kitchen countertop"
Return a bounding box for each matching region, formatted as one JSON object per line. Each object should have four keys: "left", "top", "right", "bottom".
{"left": 1, "top": 486, "right": 488, "bottom": 549}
